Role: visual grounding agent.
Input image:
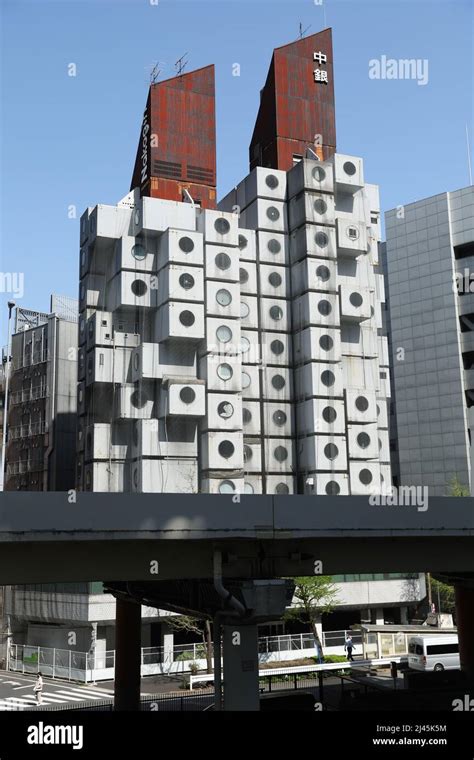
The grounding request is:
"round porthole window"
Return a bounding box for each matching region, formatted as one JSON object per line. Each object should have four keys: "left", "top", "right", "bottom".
{"left": 269, "top": 305, "right": 283, "bottom": 321}
{"left": 274, "top": 446, "right": 288, "bottom": 462}
{"left": 343, "top": 161, "right": 357, "bottom": 176}
{"left": 318, "top": 299, "right": 332, "bottom": 316}
{"left": 272, "top": 374, "right": 286, "bottom": 390}
{"left": 132, "top": 244, "right": 146, "bottom": 261}
{"left": 268, "top": 272, "right": 282, "bottom": 288}
{"left": 131, "top": 279, "right": 147, "bottom": 297}
{"left": 218, "top": 401, "right": 234, "bottom": 419}
{"left": 218, "top": 440, "right": 235, "bottom": 459}
{"left": 315, "top": 231, "right": 328, "bottom": 248}
{"left": 242, "top": 371, "right": 251, "bottom": 389}
{"left": 240, "top": 302, "right": 250, "bottom": 319}
{"left": 133, "top": 353, "right": 140, "bottom": 371}
{"left": 319, "top": 334, "right": 333, "bottom": 352}
{"left": 240, "top": 337, "right": 250, "bottom": 353}
{"left": 216, "top": 325, "right": 232, "bottom": 343}
{"left": 349, "top": 292, "right": 363, "bottom": 307}
{"left": 312, "top": 166, "right": 326, "bottom": 182}
{"left": 326, "top": 481, "right": 340, "bottom": 495}
{"left": 239, "top": 268, "right": 249, "bottom": 284}
{"left": 219, "top": 480, "right": 236, "bottom": 494}
{"left": 242, "top": 408, "right": 252, "bottom": 424}
{"left": 268, "top": 238, "right": 281, "bottom": 254}
{"left": 314, "top": 199, "right": 327, "bottom": 215}
{"left": 244, "top": 482, "right": 254, "bottom": 494}
{"left": 355, "top": 395, "right": 369, "bottom": 412}
{"left": 179, "top": 273, "right": 195, "bottom": 290}
{"left": 271, "top": 339, "right": 284, "bottom": 355}
{"left": 265, "top": 174, "right": 279, "bottom": 189}
{"left": 238, "top": 234, "right": 248, "bottom": 250}
{"left": 217, "top": 363, "right": 233, "bottom": 381}
{"left": 266, "top": 206, "right": 280, "bottom": 221}
{"left": 321, "top": 370, "right": 335, "bottom": 387}
{"left": 179, "top": 310, "right": 195, "bottom": 327}
{"left": 81, "top": 248, "right": 86, "bottom": 266}
{"left": 359, "top": 468, "right": 373, "bottom": 485}
{"left": 179, "top": 387, "right": 196, "bottom": 405}
{"left": 80, "top": 318, "right": 85, "bottom": 334}
{"left": 133, "top": 468, "right": 139, "bottom": 489}
{"left": 216, "top": 289, "right": 232, "bottom": 307}
{"left": 243, "top": 444, "right": 253, "bottom": 462}
{"left": 316, "top": 265, "right": 330, "bottom": 282}
{"left": 134, "top": 208, "right": 140, "bottom": 226}
{"left": 275, "top": 482, "right": 289, "bottom": 494}
{"left": 273, "top": 410, "right": 287, "bottom": 426}
{"left": 214, "top": 218, "right": 230, "bottom": 235}
{"left": 179, "top": 236, "right": 195, "bottom": 253}
{"left": 324, "top": 443, "right": 338, "bottom": 460}
{"left": 80, "top": 284, "right": 85, "bottom": 300}
{"left": 376, "top": 404, "right": 381, "bottom": 416}
{"left": 131, "top": 389, "right": 148, "bottom": 409}
{"left": 215, "top": 252, "right": 231, "bottom": 270}
{"left": 322, "top": 406, "right": 337, "bottom": 423}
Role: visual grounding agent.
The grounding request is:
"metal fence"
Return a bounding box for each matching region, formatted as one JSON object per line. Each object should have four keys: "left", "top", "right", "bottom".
{"left": 9, "top": 630, "right": 360, "bottom": 682}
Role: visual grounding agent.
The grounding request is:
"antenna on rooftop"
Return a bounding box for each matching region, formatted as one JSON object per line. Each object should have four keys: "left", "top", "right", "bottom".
{"left": 145, "top": 61, "right": 166, "bottom": 84}
{"left": 299, "top": 22, "right": 311, "bottom": 39}
{"left": 175, "top": 53, "right": 189, "bottom": 76}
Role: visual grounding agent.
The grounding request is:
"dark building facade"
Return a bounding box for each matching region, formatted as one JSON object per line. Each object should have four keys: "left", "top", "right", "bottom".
{"left": 249, "top": 29, "right": 336, "bottom": 172}
{"left": 131, "top": 65, "right": 217, "bottom": 209}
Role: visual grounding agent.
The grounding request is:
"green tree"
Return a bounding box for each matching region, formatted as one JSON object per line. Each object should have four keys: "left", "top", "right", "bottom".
{"left": 431, "top": 577, "right": 456, "bottom": 615}
{"left": 284, "top": 576, "right": 339, "bottom": 658}
{"left": 446, "top": 475, "right": 470, "bottom": 496}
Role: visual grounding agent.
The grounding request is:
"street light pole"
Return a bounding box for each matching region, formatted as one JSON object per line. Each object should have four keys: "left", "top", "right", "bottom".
{"left": 1, "top": 301, "right": 16, "bottom": 491}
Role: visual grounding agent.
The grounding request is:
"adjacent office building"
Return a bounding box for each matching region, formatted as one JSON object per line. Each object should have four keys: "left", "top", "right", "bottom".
{"left": 384, "top": 187, "right": 474, "bottom": 495}
{"left": 4, "top": 296, "right": 78, "bottom": 491}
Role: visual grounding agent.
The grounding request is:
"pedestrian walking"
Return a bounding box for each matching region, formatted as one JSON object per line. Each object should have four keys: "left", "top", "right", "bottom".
{"left": 33, "top": 672, "right": 44, "bottom": 705}
{"left": 344, "top": 634, "right": 355, "bottom": 662}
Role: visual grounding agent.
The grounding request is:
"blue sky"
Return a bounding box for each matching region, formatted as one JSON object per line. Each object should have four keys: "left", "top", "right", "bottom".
{"left": 0, "top": 0, "right": 473, "bottom": 341}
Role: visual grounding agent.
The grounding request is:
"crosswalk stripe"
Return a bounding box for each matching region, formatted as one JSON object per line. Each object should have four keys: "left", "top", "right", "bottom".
{"left": 68, "top": 688, "right": 113, "bottom": 698}
{"left": 5, "top": 696, "right": 36, "bottom": 703}
{"left": 36, "top": 695, "right": 71, "bottom": 703}
{"left": 49, "top": 692, "right": 90, "bottom": 702}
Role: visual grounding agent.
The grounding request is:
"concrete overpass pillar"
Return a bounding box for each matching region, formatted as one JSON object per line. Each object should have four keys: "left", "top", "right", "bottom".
{"left": 222, "top": 623, "right": 259, "bottom": 711}
{"left": 455, "top": 584, "right": 474, "bottom": 679}
{"left": 114, "top": 598, "right": 141, "bottom": 711}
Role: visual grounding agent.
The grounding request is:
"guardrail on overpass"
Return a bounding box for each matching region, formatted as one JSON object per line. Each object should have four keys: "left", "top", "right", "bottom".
{"left": 0, "top": 492, "right": 473, "bottom": 583}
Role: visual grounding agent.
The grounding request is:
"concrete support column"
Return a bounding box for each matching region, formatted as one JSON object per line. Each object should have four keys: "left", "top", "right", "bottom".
{"left": 400, "top": 606, "right": 408, "bottom": 625}
{"left": 222, "top": 624, "right": 259, "bottom": 711}
{"left": 114, "top": 598, "right": 141, "bottom": 711}
{"left": 454, "top": 584, "right": 474, "bottom": 680}
{"left": 375, "top": 609, "right": 385, "bottom": 625}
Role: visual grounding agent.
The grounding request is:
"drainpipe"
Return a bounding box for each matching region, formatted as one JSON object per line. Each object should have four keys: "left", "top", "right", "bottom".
{"left": 213, "top": 550, "right": 246, "bottom": 711}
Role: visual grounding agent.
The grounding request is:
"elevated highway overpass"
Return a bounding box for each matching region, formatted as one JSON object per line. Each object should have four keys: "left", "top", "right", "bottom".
{"left": 1, "top": 492, "right": 473, "bottom": 710}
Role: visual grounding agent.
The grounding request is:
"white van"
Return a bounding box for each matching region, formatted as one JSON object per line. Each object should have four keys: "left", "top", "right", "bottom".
{"left": 408, "top": 635, "right": 459, "bottom": 672}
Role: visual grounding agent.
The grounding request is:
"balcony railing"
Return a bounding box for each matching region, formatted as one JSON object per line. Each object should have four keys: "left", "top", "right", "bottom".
{"left": 6, "top": 459, "right": 45, "bottom": 476}
{"left": 12, "top": 351, "right": 49, "bottom": 370}
{"left": 10, "top": 386, "right": 49, "bottom": 405}
{"left": 8, "top": 421, "right": 48, "bottom": 440}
